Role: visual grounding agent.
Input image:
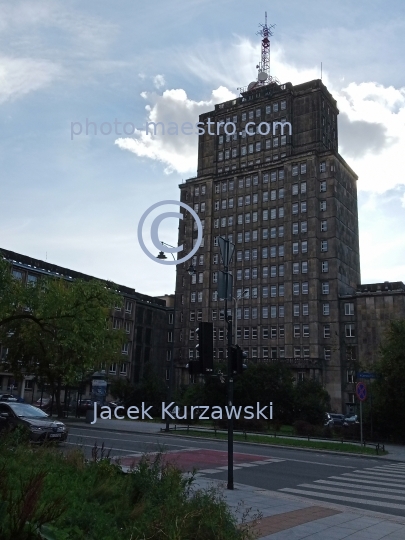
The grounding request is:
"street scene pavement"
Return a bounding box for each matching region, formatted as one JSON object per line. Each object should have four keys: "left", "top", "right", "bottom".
{"left": 64, "top": 418, "right": 405, "bottom": 539}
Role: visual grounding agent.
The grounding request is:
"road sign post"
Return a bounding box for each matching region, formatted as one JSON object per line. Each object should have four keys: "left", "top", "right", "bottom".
{"left": 356, "top": 382, "right": 367, "bottom": 446}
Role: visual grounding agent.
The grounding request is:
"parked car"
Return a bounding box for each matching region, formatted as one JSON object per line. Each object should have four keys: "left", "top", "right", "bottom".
{"left": 0, "top": 394, "right": 18, "bottom": 402}
{"left": 76, "top": 399, "right": 94, "bottom": 415}
{"left": 0, "top": 402, "right": 68, "bottom": 442}
{"left": 35, "top": 397, "right": 53, "bottom": 410}
{"left": 325, "top": 413, "right": 348, "bottom": 427}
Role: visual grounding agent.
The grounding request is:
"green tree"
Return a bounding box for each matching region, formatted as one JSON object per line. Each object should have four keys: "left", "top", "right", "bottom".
{"left": 372, "top": 319, "right": 405, "bottom": 442}
{"left": 234, "top": 363, "right": 295, "bottom": 425}
{"left": 293, "top": 379, "right": 330, "bottom": 425}
{"left": 0, "top": 259, "right": 125, "bottom": 417}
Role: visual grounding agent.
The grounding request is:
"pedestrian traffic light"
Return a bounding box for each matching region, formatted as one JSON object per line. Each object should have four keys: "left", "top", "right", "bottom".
{"left": 230, "top": 345, "right": 248, "bottom": 374}
{"left": 195, "top": 322, "right": 214, "bottom": 373}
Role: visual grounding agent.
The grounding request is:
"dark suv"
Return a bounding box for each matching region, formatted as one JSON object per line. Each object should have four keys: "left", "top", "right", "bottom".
{"left": 325, "top": 413, "right": 348, "bottom": 427}
{"left": 0, "top": 402, "right": 68, "bottom": 442}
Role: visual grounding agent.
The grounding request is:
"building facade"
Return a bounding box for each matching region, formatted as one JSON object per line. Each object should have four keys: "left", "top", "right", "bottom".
{"left": 0, "top": 248, "right": 173, "bottom": 402}
{"left": 173, "top": 76, "right": 361, "bottom": 411}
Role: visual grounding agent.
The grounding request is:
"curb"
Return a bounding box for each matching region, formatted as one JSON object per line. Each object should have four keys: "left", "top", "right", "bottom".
{"left": 163, "top": 432, "right": 396, "bottom": 460}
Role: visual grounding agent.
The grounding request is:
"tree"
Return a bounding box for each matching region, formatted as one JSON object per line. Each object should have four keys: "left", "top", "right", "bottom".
{"left": 293, "top": 379, "right": 330, "bottom": 425}
{"left": 372, "top": 319, "right": 405, "bottom": 442}
{"left": 234, "top": 363, "right": 295, "bottom": 425}
{"left": 0, "top": 259, "right": 125, "bottom": 417}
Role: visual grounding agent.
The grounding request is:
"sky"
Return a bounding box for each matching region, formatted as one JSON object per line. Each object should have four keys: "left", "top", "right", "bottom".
{"left": 1, "top": 0, "right": 404, "bottom": 296}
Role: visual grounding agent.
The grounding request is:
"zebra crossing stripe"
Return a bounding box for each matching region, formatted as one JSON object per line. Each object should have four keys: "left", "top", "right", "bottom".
{"left": 334, "top": 474, "right": 405, "bottom": 488}
{"left": 279, "top": 488, "right": 405, "bottom": 510}
{"left": 366, "top": 467, "right": 405, "bottom": 476}
{"left": 352, "top": 470, "right": 405, "bottom": 480}
{"left": 315, "top": 479, "right": 405, "bottom": 495}
{"left": 297, "top": 483, "right": 405, "bottom": 502}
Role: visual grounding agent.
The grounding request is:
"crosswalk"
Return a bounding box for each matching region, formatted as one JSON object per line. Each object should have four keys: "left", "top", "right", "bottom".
{"left": 280, "top": 462, "right": 405, "bottom": 512}
{"left": 200, "top": 457, "right": 285, "bottom": 474}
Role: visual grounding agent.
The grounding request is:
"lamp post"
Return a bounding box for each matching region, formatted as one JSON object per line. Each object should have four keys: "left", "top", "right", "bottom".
{"left": 233, "top": 289, "right": 249, "bottom": 347}
{"left": 157, "top": 242, "right": 195, "bottom": 432}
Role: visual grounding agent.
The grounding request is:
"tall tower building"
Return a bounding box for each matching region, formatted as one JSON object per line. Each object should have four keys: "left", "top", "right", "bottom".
{"left": 173, "top": 16, "right": 360, "bottom": 411}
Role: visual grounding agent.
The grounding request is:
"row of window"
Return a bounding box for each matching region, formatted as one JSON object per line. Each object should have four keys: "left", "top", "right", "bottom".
{"left": 108, "top": 363, "right": 128, "bottom": 374}
{"left": 214, "top": 169, "right": 285, "bottom": 192}
{"left": 187, "top": 303, "right": 355, "bottom": 323}
{"left": 218, "top": 137, "right": 288, "bottom": 159}
{"left": 217, "top": 102, "right": 287, "bottom": 126}
{"left": 189, "top": 346, "right": 332, "bottom": 360}
{"left": 213, "top": 220, "right": 314, "bottom": 235}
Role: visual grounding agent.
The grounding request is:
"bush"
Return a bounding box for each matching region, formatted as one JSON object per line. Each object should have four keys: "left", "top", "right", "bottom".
{"left": 293, "top": 420, "right": 317, "bottom": 436}
{"left": 0, "top": 433, "right": 251, "bottom": 540}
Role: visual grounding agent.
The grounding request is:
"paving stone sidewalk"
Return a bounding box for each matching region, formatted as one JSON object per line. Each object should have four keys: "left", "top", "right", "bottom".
{"left": 191, "top": 477, "right": 405, "bottom": 540}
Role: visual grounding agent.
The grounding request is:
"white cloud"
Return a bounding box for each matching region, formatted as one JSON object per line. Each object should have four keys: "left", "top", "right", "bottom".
{"left": 115, "top": 85, "right": 236, "bottom": 174}
{"left": 153, "top": 74, "right": 166, "bottom": 89}
{"left": 0, "top": 55, "right": 62, "bottom": 104}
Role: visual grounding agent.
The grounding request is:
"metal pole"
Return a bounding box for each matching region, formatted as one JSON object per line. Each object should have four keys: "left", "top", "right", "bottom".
{"left": 234, "top": 297, "right": 238, "bottom": 347}
{"left": 165, "top": 280, "right": 177, "bottom": 432}
{"left": 226, "top": 299, "right": 234, "bottom": 490}
{"left": 360, "top": 400, "right": 363, "bottom": 446}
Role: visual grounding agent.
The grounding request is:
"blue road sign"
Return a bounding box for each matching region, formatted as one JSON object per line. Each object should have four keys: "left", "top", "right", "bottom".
{"left": 356, "top": 382, "right": 367, "bottom": 401}
{"left": 357, "top": 372, "right": 376, "bottom": 379}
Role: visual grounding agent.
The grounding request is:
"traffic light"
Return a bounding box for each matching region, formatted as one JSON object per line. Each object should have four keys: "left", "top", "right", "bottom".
{"left": 230, "top": 345, "right": 248, "bottom": 374}
{"left": 195, "top": 322, "right": 214, "bottom": 373}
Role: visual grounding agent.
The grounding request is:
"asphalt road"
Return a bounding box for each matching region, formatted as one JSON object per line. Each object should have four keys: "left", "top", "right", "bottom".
{"left": 65, "top": 425, "right": 405, "bottom": 518}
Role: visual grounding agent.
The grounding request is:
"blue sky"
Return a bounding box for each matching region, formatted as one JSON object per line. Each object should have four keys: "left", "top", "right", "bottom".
{"left": 1, "top": 0, "right": 404, "bottom": 295}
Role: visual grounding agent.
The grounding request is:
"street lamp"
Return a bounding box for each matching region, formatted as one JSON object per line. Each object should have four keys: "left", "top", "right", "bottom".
{"left": 233, "top": 289, "right": 249, "bottom": 347}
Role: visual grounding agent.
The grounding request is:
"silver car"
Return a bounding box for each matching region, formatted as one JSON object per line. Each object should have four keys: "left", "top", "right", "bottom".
{"left": 0, "top": 402, "right": 68, "bottom": 442}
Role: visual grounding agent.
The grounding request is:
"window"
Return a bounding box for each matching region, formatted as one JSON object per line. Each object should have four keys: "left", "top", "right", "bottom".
{"left": 263, "top": 266, "right": 269, "bottom": 278}
{"left": 262, "top": 327, "right": 269, "bottom": 339}
{"left": 212, "top": 291, "right": 218, "bottom": 301}
{"left": 214, "top": 219, "right": 219, "bottom": 229}
{"left": 125, "top": 321, "right": 132, "bottom": 334}
{"left": 292, "top": 184, "right": 299, "bottom": 195}
{"left": 323, "top": 303, "right": 330, "bottom": 315}
{"left": 270, "top": 306, "right": 277, "bottom": 318}
{"left": 27, "top": 274, "right": 37, "bottom": 284}
{"left": 212, "top": 272, "right": 218, "bottom": 283}
{"left": 301, "top": 182, "right": 307, "bottom": 194}
{"left": 302, "top": 282, "right": 308, "bottom": 294}
{"left": 301, "top": 261, "right": 308, "bottom": 273}
{"left": 252, "top": 230, "right": 258, "bottom": 241}
{"left": 293, "top": 304, "right": 300, "bottom": 316}
{"left": 262, "top": 306, "right": 269, "bottom": 318}
{"left": 324, "top": 347, "right": 331, "bottom": 360}
{"left": 252, "top": 211, "right": 258, "bottom": 222}
{"left": 322, "top": 282, "right": 330, "bottom": 294}
{"left": 278, "top": 207, "right": 284, "bottom": 218}
{"left": 270, "top": 246, "right": 276, "bottom": 257}
{"left": 197, "top": 292, "right": 202, "bottom": 302}
{"left": 279, "top": 285, "right": 284, "bottom": 296}
{"left": 301, "top": 201, "right": 307, "bottom": 213}
{"left": 125, "top": 301, "right": 133, "bottom": 314}
{"left": 281, "top": 99, "right": 286, "bottom": 110}
{"left": 245, "top": 213, "right": 251, "bottom": 223}
{"left": 345, "top": 324, "right": 355, "bottom": 337}
{"left": 303, "top": 325, "right": 309, "bottom": 337}
{"left": 279, "top": 305, "right": 285, "bottom": 317}
{"left": 347, "top": 370, "right": 355, "bottom": 384}
{"left": 321, "top": 240, "right": 328, "bottom": 252}
{"left": 345, "top": 302, "right": 354, "bottom": 315}
{"left": 237, "top": 269, "right": 242, "bottom": 280}
{"left": 300, "top": 162, "right": 307, "bottom": 174}
{"left": 262, "top": 247, "right": 268, "bottom": 259}
{"left": 244, "top": 308, "right": 250, "bottom": 320}
{"left": 294, "top": 347, "right": 301, "bottom": 358}
{"left": 320, "top": 200, "right": 327, "bottom": 211}
{"left": 301, "top": 221, "right": 307, "bottom": 233}
{"left": 245, "top": 195, "right": 251, "bottom": 205}
{"left": 292, "top": 203, "right": 298, "bottom": 214}
{"left": 293, "top": 262, "right": 299, "bottom": 274}
{"left": 244, "top": 250, "right": 250, "bottom": 260}
{"left": 262, "top": 286, "right": 268, "bottom": 298}
{"left": 271, "top": 285, "right": 277, "bottom": 298}
{"left": 292, "top": 165, "right": 298, "bottom": 176}
{"left": 278, "top": 225, "right": 284, "bottom": 237}
{"left": 109, "top": 363, "right": 117, "bottom": 373}
{"left": 292, "top": 242, "right": 299, "bottom": 254}
{"left": 294, "top": 324, "right": 300, "bottom": 338}
{"left": 198, "top": 272, "right": 203, "bottom": 283}
{"left": 293, "top": 282, "right": 299, "bottom": 295}
{"left": 324, "top": 324, "right": 331, "bottom": 338}
{"left": 244, "top": 268, "right": 250, "bottom": 279}
{"left": 321, "top": 261, "right": 329, "bottom": 273}
{"left": 270, "top": 171, "right": 277, "bottom": 182}
{"left": 292, "top": 222, "right": 299, "bottom": 235}
{"left": 320, "top": 181, "right": 327, "bottom": 192}
{"left": 320, "top": 161, "right": 326, "bottom": 172}
{"left": 270, "top": 265, "right": 276, "bottom": 277}
{"left": 302, "top": 303, "right": 309, "bottom": 316}
{"left": 271, "top": 227, "right": 277, "bottom": 239}
{"left": 199, "top": 255, "right": 204, "bottom": 265}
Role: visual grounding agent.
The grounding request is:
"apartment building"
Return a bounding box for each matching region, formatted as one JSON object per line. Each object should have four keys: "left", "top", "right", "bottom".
{"left": 0, "top": 248, "right": 173, "bottom": 402}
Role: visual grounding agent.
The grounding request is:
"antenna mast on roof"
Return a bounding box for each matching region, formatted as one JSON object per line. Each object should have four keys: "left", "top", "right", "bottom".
{"left": 256, "top": 12, "right": 276, "bottom": 84}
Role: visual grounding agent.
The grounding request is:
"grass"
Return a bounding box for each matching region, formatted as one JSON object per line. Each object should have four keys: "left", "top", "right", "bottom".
{"left": 171, "top": 429, "right": 388, "bottom": 456}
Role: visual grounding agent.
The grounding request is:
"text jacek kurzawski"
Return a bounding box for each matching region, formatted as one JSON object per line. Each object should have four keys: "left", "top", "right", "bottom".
{"left": 90, "top": 402, "right": 273, "bottom": 424}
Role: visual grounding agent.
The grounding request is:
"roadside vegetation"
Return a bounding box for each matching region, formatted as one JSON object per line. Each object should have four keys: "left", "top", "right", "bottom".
{"left": 0, "top": 427, "right": 258, "bottom": 540}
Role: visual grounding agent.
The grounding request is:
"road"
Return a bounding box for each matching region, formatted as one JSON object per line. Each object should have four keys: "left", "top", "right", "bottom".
{"left": 64, "top": 425, "right": 405, "bottom": 519}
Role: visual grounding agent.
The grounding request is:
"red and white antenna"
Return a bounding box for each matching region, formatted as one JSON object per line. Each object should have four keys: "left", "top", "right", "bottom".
{"left": 256, "top": 12, "right": 276, "bottom": 84}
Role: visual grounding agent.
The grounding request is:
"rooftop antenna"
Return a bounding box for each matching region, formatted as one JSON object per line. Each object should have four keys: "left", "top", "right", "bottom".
{"left": 256, "top": 11, "right": 276, "bottom": 84}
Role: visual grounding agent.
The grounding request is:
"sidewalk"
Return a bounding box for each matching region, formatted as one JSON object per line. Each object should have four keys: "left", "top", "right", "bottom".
{"left": 64, "top": 417, "right": 405, "bottom": 461}
{"left": 192, "top": 477, "right": 405, "bottom": 539}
